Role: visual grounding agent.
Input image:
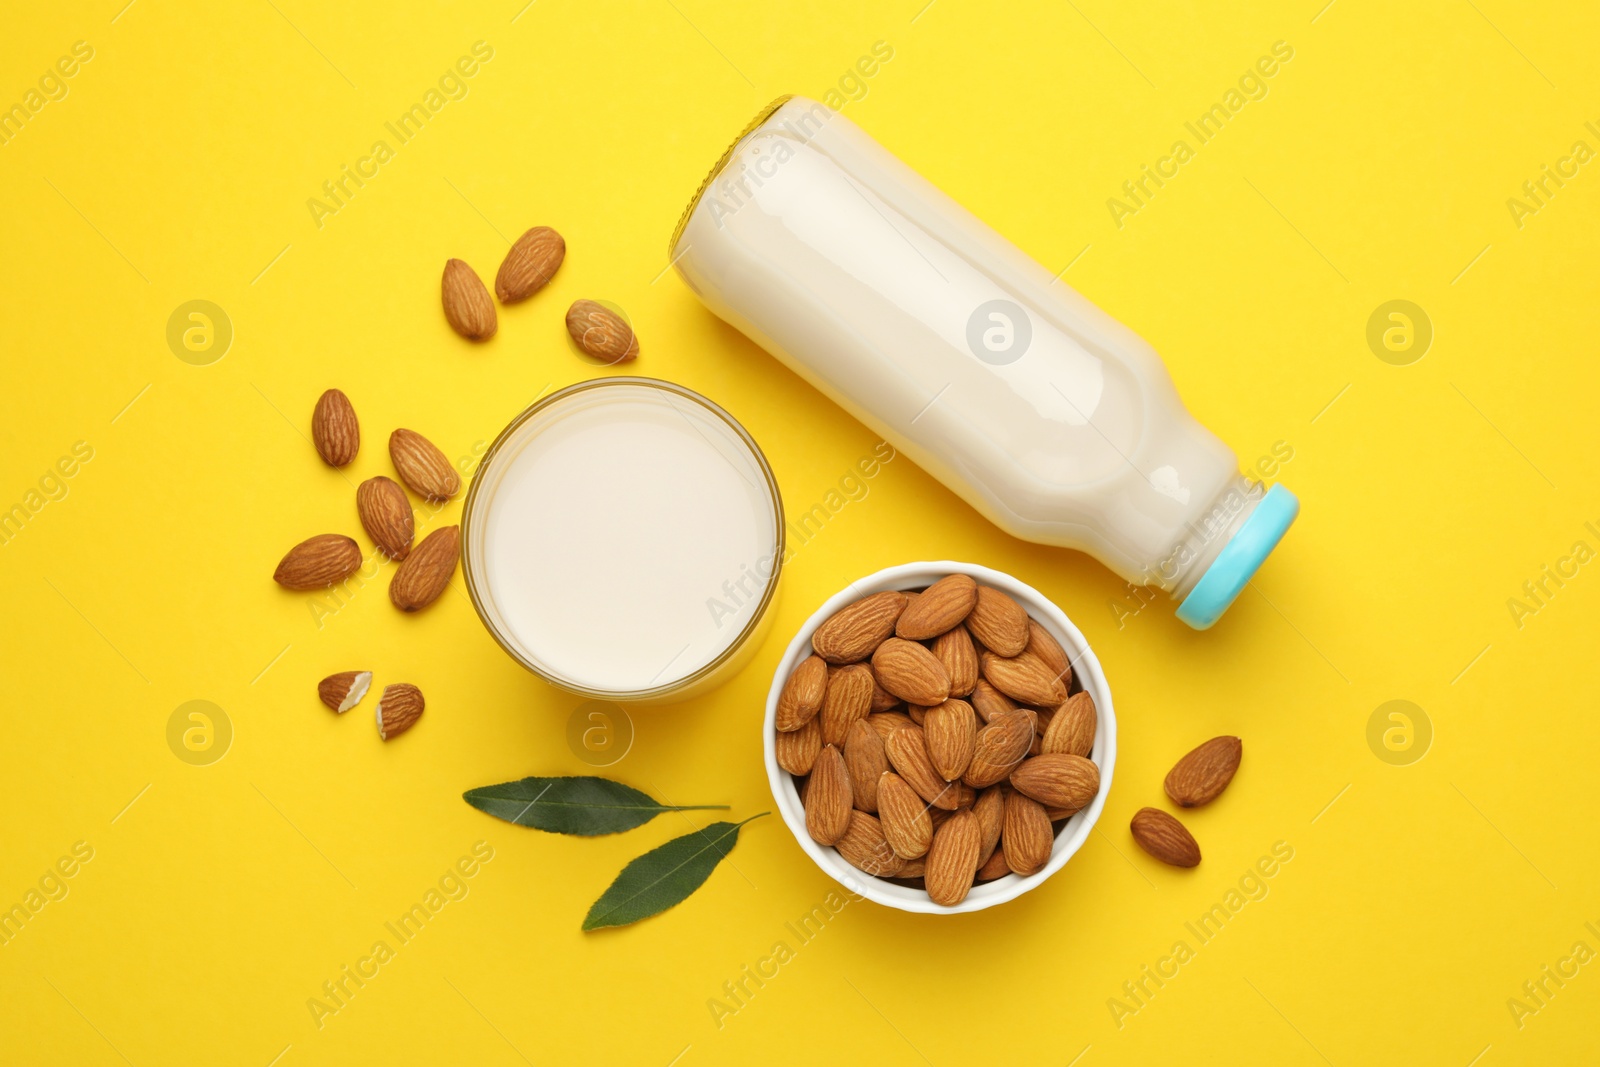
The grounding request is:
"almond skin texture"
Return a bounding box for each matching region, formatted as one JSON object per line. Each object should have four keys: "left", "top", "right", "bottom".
{"left": 925, "top": 810, "right": 982, "bottom": 906}
{"left": 924, "top": 698, "right": 978, "bottom": 782}
{"left": 1002, "top": 791, "right": 1053, "bottom": 876}
{"left": 843, "top": 719, "right": 889, "bottom": 814}
{"left": 931, "top": 625, "right": 979, "bottom": 698}
{"left": 376, "top": 683, "right": 424, "bottom": 740}
{"left": 973, "top": 785, "right": 1005, "bottom": 865}
{"left": 835, "top": 811, "right": 904, "bottom": 877}
{"left": 776, "top": 654, "right": 828, "bottom": 732}
{"left": 868, "top": 676, "right": 901, "bottom": 712}
{"left": 872, "top": 638, "right": 951, "bottom": 706}
{"left": 820, "top": 664, "right": 875, "bottom": 747}
{"left": 883, "top": 725, "right": 961, "bottom": 810}
{"left": 970, "top": 678, "right": 1018, "bottom": 723}
{"left": 963, "top": 710, "right": 1035, "bottom": 788}
{"left": 356, "top": 476, "right": 414, "bottom": 561}
{"left": 975, "top": 847, "right": 1012, "bottom": 882}
{"left": 877, "top": 772, "right": 934, "bottom": 859}
{"left": 389, "top": 525, "right": 459, "bottom": 612}
{"left": 565, "top": 299, "right": 639, "bottom": 363}
{"left": 311, "top": 388, "right": 359, "bottom": 467}
{"left": 894, "top": 574, "right": 977, "bottom": 640}
{"left": 867, "top": 711, "right": 914, "bottom": 741}
{"left": 775, "top": 716, "right": 821, "bottom": 775}
{"left": 1131, "top": 807, "right": 1201, "bottom": 867}
{"left": 965, "top": 586, "right": 1030, "bottom": 656}
{"left": 1041, "top": 691, "right": 1097, "bottom": 757}
{"left": 495, "top": 226, "right": 565, "bottom": 303}
{"left": 1164, "top": 736, "right": 1243, "bottom": 808}
{"left": 804, "top": 745, "right": 852, "bottom": 846}
{"left": 318, "top": 670, "right": 371, "bottom": 713}
{"left": 1010, "top": 753, "right": 1100, "bottom": 810}
{"left": 389, "top": 429, "right": 461, "bottom": 501}
{"left": 274, "top": 534, "right": 362, "bottom": 590}
{"left": 981, "top": 651, "right": 1068, "bottom": 708}
{"left": 1025, "top": 619, "right": 1072, "bottom": 684}
{"left": 441, "top": 258, "right": 496, "bottom": 341}
{"left": 812, "top": 591, "right": 907, "bottom": 664}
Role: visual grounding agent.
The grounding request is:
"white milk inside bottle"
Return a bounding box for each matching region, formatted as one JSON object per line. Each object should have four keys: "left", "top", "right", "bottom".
{"left": 670, "top": 96, "right": 1298, "bottom": 629}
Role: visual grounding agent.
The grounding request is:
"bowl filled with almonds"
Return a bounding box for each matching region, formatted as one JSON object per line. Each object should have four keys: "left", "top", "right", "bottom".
{"left": 763, "top": 562, "right": 1115, "bottom": 914}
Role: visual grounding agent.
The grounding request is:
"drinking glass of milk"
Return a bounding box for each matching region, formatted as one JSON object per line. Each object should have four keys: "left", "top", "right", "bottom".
{"left": 670, "top": 96, "right": 1298, "bottom": 629}
{"left": 462, "top": 379, "right": 784, "bottom": 702}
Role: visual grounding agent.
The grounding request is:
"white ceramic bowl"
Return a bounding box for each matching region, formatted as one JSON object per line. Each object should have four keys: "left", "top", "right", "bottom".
{"left": 763, "top": 561, "right": 1116, "bottom": 914}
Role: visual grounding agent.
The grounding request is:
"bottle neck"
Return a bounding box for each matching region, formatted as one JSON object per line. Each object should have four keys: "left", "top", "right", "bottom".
{"left": 1140, "top": 475, "right": 1265, "bottom": 598}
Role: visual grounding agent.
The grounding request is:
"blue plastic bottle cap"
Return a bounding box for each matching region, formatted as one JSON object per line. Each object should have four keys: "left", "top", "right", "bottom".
{"left": 1175, "top": 484, "right": 1300, "bottom": 630}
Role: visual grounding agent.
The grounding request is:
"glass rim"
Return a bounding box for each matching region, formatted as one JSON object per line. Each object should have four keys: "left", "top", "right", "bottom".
{"left": 460, "top": 376, "right": 786, "bottom": 702}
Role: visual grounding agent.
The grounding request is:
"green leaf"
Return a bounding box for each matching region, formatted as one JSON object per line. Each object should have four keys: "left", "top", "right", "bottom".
{"left": 583, "top": 814, "right": 768, "bottom": 931}
{"left": 462, "top": 776, "right": 728, "bottom": 836}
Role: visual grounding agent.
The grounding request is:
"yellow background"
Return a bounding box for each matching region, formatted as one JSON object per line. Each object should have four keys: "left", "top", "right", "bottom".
{"left": 3, "top": 0, "right": 1598, "bottom": 1063}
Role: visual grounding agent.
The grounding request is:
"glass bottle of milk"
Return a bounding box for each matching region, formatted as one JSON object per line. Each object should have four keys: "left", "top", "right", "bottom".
{"left": 671, "top": 96, "right": 1298, "bottom": 629}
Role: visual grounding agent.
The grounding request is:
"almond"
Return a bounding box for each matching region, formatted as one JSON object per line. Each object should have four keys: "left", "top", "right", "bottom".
{"left": 318, "top": 670, "right": 371, "bottom": 713}
{"left": 1046, "top": 805, "right": 1082, "bottom": 821}
{"left": 389, "top": 525, "right": 459, "bottom": 612}
{"left": 311, "top": 388, "right": 359, "bottom": 467}
{"left": 930, "top": 624, "right": 978, "bottom": 698}
{"left": 906, "top": 704, "right": 927, "bottom": 726}
{"left": 896, "top": 857, "right": 927, "bottom": 880}
{"left": 812, "top": 591, "right": 907, "bottom": 664}
{"left": 925, "top": 810, "right": 982, "bottom": 906}
{"left": 1010, "top": 753, "right": 1100, "bottom": 810}
{"left": 871, "top": 638, "right": 951, "bottom": 706}
{"left": 804, "top": 745, "right": 852, "bottom": 845}
{"left": 495, "top": 225, "right": 565, "bottom": 303}
{"left": 356, "top": 476, "right": 414, "bottom": 561}
{"left": 962, "top": 710, "right": 1035, "bottom": 788}
{"left": 843, "top": 719, "right": 889, "bottom": 813}
{"left": 876, "top": 772, "right": 934, "bottom": 859}
{"left": 1002, "top": 790, "right": 1052, "bottom": 876}
{"left": 835, "top": 811, "right": 904, "bottom": 878}
{"left": 441, "top": 258, "right": 496, "bottom": 341}
{"left": 375, "top": 683, "right": 424, "bottom": 740}
{"left": 975, "top": 847, "right": 1012, "bottom": 882}
{"left": 775, "top": 716, "right": 821, "bottom": 775}
{"left": 775, "top": 654, "right": 828, "bottom": 732}
{"left": 1041, "top": 691, "right": 1097, "bottom": 757}
{"left": 923, "top": 698, "right": 977, "bottom": 782}
{"left": 868, "top": 675, "right": 901, "bottom": 712}
{"left": 565, "top": 299, "right": 639, "bottom": 363}
{"left": 894, "top": 574, "right": 977, "bottom": 639}
{"left": 973, "top": 785, "right": 1004, "bottom": 865}
{"left": 981, "top": 651, "right": 1067, "bottom": 707}
{"left": 820, "top": 664, "right": 874, "bottom": 746}
{"left": 1164, "top": 736, "right": 1242, "bottom": 808}
{"left": 970, "top": 678, "right": 1017, "bottom": 723}
{"left": 883, "top": 724, "right": 961, "bottom": 810}
{"left": 1130, "top": 807, "right": 1201, "bottom": 868}
{"left": 965, "top": 585, "right": 1029, "bottom": 656}
{"left": 273, "top": 534, "right": 362, "bottom": 590}
{"left": 866, "top": 711, "right": 913, "bottom": 741}
{"left": 389, "top": 428, "right": 460, "bottom": 501}
{"left": 1025, "top": 620, "right": 1072, "bottom": 685}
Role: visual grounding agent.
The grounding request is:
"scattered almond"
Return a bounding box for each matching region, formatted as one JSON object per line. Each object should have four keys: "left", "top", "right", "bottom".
{"left": 318, "top": 670, "right": 372, "bottom": 713}
{"left": 1164, "top": 736, "right": 1242, "bottom": 808}
{"left": 376, "top": 683, "right": 425, "bottom": 740}
{"left": 356, "top": 476, "right": 414, "bottom": 561}
{"left": 389, "top": 428, "right": 460, "bottom": 502}
{"left": 273, "top": 533, "right": 363, "bottom": 590}
{"left": 804, "top": 745, "right": 852, "bottom": 845}
{"left": 311, "top": 388, "right": 359, "bottom": 467}
{"left": 565, "top": 299, "right": 638, "bottom": 363}
{"left": 894, "top": 573, "right": 977, "bottom": 640}
{"left": 441, "top": 258, "right": 496, "bottom": 341}
{"left": 389, "top": 525, "right": 459, "bottom": 612}
{"left": 495, "top": 226, "right": 565, "bottom": 303}
{"left": 812, "top": 591, "right": 907, "bottom": 664}
{"left": 1130, "top": 807, "right": 1201, "bottom": 868}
